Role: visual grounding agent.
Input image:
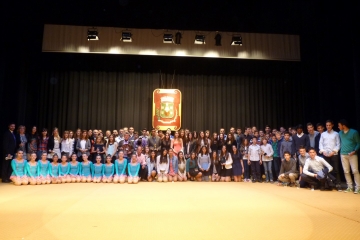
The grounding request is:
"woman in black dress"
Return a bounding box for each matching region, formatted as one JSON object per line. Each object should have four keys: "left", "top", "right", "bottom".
{"left": 161, "top": 133, "right": 171, "bottom": 152}
{"left": 231, "top": 145, "right": 244, "bottom": 182}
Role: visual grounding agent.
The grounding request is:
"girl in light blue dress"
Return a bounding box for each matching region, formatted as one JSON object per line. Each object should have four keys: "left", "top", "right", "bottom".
{"left": 102, "top": 155, "right": 114, "bottom": 183}
{"left": 49, "top": 154, "right": 61, "bottom": 184}
{"left": 10, "top": 150, "right": 28, "bottom": 186}
{"left": 92, "top": 155, "right": 104, "bottom": 183}
{"left": 26, "top": 152, "right": 40, "bottom": 185}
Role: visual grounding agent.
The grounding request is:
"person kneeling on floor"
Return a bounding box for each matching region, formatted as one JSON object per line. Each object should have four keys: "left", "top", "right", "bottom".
{"left": 278, "top": 151, "right": 299, "bottom": 187}
{"left": 301, "top": 147, "right": 333, "bottom": 191}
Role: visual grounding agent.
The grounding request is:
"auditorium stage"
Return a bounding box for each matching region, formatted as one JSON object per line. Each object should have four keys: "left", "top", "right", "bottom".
{"left": 0, "top": 181, "right": 359, "bottom": 240}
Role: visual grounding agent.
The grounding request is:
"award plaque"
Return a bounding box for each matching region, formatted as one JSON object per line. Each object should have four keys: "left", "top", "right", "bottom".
{"left": 152, "top": 89, "right": 182, "bottom": 131}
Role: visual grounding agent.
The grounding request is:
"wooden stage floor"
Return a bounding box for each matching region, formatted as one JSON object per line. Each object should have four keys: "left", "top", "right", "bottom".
{"left": 0, "top": 181, "right": 359, "bottom": 240}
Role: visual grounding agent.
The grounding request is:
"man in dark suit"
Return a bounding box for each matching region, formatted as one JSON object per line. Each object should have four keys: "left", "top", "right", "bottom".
{"left": 2, "top": 123, "right": 17, "bottom": 183}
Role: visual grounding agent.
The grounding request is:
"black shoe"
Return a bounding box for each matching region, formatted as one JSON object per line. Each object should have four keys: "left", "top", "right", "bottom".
{"left": 252, "top": 179, "right": 256, "bottom": 183}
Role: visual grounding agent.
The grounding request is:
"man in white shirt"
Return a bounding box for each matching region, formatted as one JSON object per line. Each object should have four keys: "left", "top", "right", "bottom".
{"left": 301, "top": 148, "right": 333, "bottom": 191}
{"left": 248, "top": 137, "right": 262, "bottom": 183}
{"left": 319, "top": 120, "right": 341, "bottom": 186}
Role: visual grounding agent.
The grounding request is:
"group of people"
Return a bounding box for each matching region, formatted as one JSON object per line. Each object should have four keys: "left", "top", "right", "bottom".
{"left": 2, "top": 120, "right": 359, "bottom": 194}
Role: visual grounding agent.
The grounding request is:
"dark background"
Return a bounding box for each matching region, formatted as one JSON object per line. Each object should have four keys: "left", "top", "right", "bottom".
{"left": 1, "top": 0, "right": 359, "bottom": 134}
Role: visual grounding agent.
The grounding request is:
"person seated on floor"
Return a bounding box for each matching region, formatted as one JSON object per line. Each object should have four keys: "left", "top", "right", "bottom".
{"left": 92, "top": 155, "right": 103, "bottom": 183}
{"left": 301, "top": 148, "right": 333, "bottom": 191}
{"left": 297, "top": 146, "right": 309, "bottom": 188}
{"left": 102, "top": 155, "right": 114, "bottom": 183}
{"left": 278, "top": 151, "right": 299, "bottom": 187}
{"left": 127, "top": 153, "right": 140, "bottom": 184}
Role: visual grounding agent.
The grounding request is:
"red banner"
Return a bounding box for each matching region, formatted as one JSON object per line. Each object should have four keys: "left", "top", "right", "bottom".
{"left": 152, "top": 89, "right": 182, "bottom": 131}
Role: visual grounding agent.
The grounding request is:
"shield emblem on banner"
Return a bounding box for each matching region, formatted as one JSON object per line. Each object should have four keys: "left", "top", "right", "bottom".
{"left": 160, "top": 101, "right": 174, "bottom": 118}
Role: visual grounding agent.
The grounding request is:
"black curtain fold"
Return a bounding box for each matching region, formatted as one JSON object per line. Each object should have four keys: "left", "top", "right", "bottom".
{"left": 36, "top": 71, "right": 303, "bottom": 133}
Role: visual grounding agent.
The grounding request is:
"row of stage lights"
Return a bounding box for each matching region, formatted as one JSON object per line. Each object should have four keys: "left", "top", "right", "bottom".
{"left": 87, "top": 29, "right": 243, "bottom": 46}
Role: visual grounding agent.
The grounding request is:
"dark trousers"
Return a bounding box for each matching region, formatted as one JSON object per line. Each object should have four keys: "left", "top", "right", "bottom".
{"left": 139, "top": 166, "right": 148, "bottom": 180}
{"left": 243, "top": 159, "right": 250, "bottom": 179}
{"left": 1, "top": 159, "right": 12, "bottom": 181}
{"left": 273, "top": 157, "right": 281, "bottom": 180}
{"left": 300, "top": 173, "right": 326, "bottom": 188}
{"left": 323, "top": 155, "right": 340, "bottom": 183}
{"left": 250, "top": 160, "right": 261, "bottom": 181}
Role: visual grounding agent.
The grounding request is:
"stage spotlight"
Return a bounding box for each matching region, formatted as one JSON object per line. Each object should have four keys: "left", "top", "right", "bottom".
{"left": 215, "top": 33, "right": 221, "bottom": 46}
{"left": 231, "top": 36, "right": 242, "bottom": 46}
{"left": 175, "top": 32, "right": 182, "bottom": 45}
{"left": 87, "top": 30, "right": 99, "bottom": 41}
{"left": 121, "top": 32, "right": 132, "bottom": 42}
{"left": 163, "top": 34, "right": 173, "bottom": 43}
{"left": 194, "top": 35, "right": 205, "bottom": 44}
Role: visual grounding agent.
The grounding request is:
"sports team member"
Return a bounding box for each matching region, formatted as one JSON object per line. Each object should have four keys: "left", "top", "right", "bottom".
{"left": 38, "top": 152, "right": 51, "bottom": 184}
{"left": 26, "top": 152, "right": 41, "bottom": 185}
{"left": 69, "top": 153, "right": 81, "bottom": 183}
{"left": 113, "top": 151, "right": 127, "bottom": 184}
{"left": 59, "top": 154, "right": 71, "bottom": 183}
{"left": 92, "top": 155, "right": 103, "bottom": 183}
{"left": 10, "top": 150, "right": 28, "bottom": 186}
{"left": 102, "top": 155, "right": 114, "bottom": 183}
{"left": 80, "top": 153, "right": 93, "bottom": 183}
{"left": 49, "top": 154, "right": 61, "bottom": 184}
{"left": 127, "top": 153, "right": 140, "bottom": 184}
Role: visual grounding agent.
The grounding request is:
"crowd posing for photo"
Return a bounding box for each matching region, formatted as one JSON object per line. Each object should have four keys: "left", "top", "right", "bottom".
{"left": 2, "top": 120, "right": 359, "bottom": 194}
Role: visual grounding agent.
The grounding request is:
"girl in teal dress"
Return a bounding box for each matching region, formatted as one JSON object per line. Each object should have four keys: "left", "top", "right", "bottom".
{"left": 26, "top": 152, "right": 40, "bottom": 185}
{"left": 127, "top": 153, "right": 140, "bottom": 184}
{"left": 92, "top": 155, "right": 103, "bottom": 183}
{"left": 102, "top": 155, "right": 114, "bottom": 183}
{"left": 49, "top": 154, "right": 61, "bottom": 184}
{"left": 10, "top": 150, "right": 28, "bottom": 186}
{"left": 80, "top": 153, "right": 93, "bottom": 183}
{"left": 113, "top": 151, "right": 127, "bottom": 184}
{"left": 69, "top": 153, "right": 81, "bottom": 183}
{"left": 38, "top": 152, "right": 51, "bottom": 184}
{"left": 59, "top": 154, "right": 71, "bottom": 183}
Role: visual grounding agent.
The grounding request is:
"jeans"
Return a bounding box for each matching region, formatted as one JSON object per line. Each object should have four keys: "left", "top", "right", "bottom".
{"left": 340, "top": 154, "right": 360, "bottom": 189}
{"left": 323, "top": 155, "right": 340, "bottom": 183}
{"left": 263, "top": 161, "right": 273, "bottom": 181}
{"left": 243, "top": 158, "right": 250, "bottom": 179}
{"left": 273, "top": 157, "right": 281, "bottom": 180}
{"left": 250, "top": 160, "right": 261, "bottom": 181}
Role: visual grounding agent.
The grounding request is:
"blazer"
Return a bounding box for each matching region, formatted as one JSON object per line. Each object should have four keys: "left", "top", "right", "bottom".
{"left": 47, "top": 136, "right": 62, "bottom": 152}
{"left": 3, "top": 130, "right": 17, "bottom": 156}
{"left": 15, "top": 133, "right": 29, "bottom": 153}
{"left": 76, "top": 139, "right": 91, "bottom": 157}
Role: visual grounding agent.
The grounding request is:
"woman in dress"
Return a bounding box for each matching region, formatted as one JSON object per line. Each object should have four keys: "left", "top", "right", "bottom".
{"left": 106, "top": 134, "right": 118, "bottom": 162}
{"left": 179, "top": 129, "right": 186, "bottom": 147}
{"left": 225, "top": 133, "right": 237, "bottom": 153}
{"left": 76, "top": 130, "right": 91, "bottom": 162}
{"left": 61, "top": 131, "right": 72, "bottom": 158}
{"left": 47, "top": 128, "right": 62, "bottom": 161}
{"left": 218, "top": 133, "right": 226, "bottom": 155}
{"left": 69, "top": 130, "right": 75, "bottom": 154}
{"left": 80, "top": 153, "right": 93, "bottom": 183}
{"left": 168, "top": 148, "right": 178, "bottom": 182}
{"left": 59, "top": 154, "right": 71, "bottom": 183}
{"left": 91, "top": 136, "right": 106, "bottom": 163}
{"left": 220, "top": 145, "right": 233, "bottom": 182}
{"left": 231, "top": 145, "right": 244, "bottom": 182}
{"left": 260, "top": 138, "right": 274, "bottom": 183}
{"left": 177, "top": 151, "right": 187, "bottom": 181}
{"left": 27, "top": 126, "right": 38, "bottom": 160}
{"left": 184, "top": 132, "right": 196, "bottom": 159}
{"left": 102, "top": 155, "right": 114, "bottom": 183}
{"left": 10, "top": 150, "right": 28, "bottom": 186}
{"left": 26, "top": 152, "right": 41, "bottom": 185}
{"left": 49, "top": 154, "right": 61, "bottom": 184}
{"left": 156, "top": 149, "right": 169, "bottom": 182}
{"left": 161, "top": 133, "right": 171, "bottom": 152}
{"left": 37, "top": 128, "right": 49, "bottom": 160}
{"left": 146, "top": 150, "right": 157, "bottom": 182}
{"left": 92, "top": 155, "right": 103, "bottom": 183}
{"left": 186, "top": 152, "right": 202, "bottom": 181}
{"left": 16, "top": 125, "right": 28, "bottom": 158}
{"left": 198, "top": 145, "right": 211, "bottom": 181}
{"left": 127, "top": 153, "right": 140, "bottom": 184}
{"left": 240, "top": 139, "right": 251, "bottom": 182}
{"left": 210, "top": 132, "right": 219, "bottom": 154}
{"left": 69, "top": 153, "right": 81, "bottom": 183}
{"left": 210, "top": 151, "right": 221, "bottom": 182}
{"left": 171, "top": 131, "right": 183, "bottom": 156}
{"left": 113, "top": 151, "right": 127, "bottom": 184}
{"left": 38, "top": 152, "right": 51, "bottom": 184}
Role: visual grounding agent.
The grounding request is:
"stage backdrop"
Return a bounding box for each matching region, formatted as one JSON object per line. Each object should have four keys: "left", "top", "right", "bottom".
{"left": 32, "top": 71, "right": 304, "bottom": 133}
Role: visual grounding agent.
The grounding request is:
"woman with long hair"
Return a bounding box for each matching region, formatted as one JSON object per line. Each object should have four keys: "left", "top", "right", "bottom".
{"left": 210, "top": 151, "right": 221, "bottom": 182}
{"left": 10, "top": 150, "right": 28, "bottom": 186}
{"left": 106, "top": 134, "right": 118, "bottom": 162}
{"left": 260, "top": 138, "right": 274, "bottom": 183}
{"left": 38, "top": 152, "right": 51, "bottom": 184}
{"left": 76, "top": 130, "right": 91, "bottom": 162}
{"left": 198, "top": 145, "right": 211, "bottom": 181}
{"left": 61, "top": 131, "right": 72, "bottom": 159}
{"left": 161, "top": 133, "right": 171, "bottom": 152}
{"left": 171, "top": 131, "right": 183, "bottom": 156}
{"left": 156, "top": 149, "right": 169, "bottom": 182}
{"left": 177, "top": 151, "right": 187, "bottom": 181}
{"left": 218, "top": 133, "right": 226, "bottom": 155}
{"left": 231, "top": 145, "right": 244, "bottom": 182}
{"left": 47, "top": 127, "right": 62, "bottom": 161}
{"left": 113, "top": 151, "right": 127, "bottom": 184}
{"left": 210, "top": 132, "right": 219, "bottom": 154}
{"left": 37, "top": 128, "right": 49, "bottom": 160}
{"left": 16, "top": 125, "right": 28, "bottom": 158}
{"left": 167, "top": 148, "right": 178, "bottom": 182}
{"left": 102, "top": 155, "right": 114, "bottom": 183}
{"left": 80, "top": 153, "right": 93, "bottom": 183}
{"left": 220, "top": 145, "right": 233, "bottom": 182}
{"left": 49, "top": 154, "right": 61, "bottom": 184}
{"left": 146, "top": 150, "right": 157, "bottom": 182}
{"left": 240, "top": 138, "right": 251, "bottom": 182}
{"left": 186, "top": 152, "right": 202, "bottom": 181}
{"left": 196, "top": 131, "right": 210, "bottom": 153}
{"left": 27, "top": 126, "right": 38, "bottom": 160}
{"left": 69, "top": 153, "right": 81, "bottom": 183}
{"left": 225, "top": 133, "right": 237, "bottom": 153}
{"left": 73, "top": 128, "right": 81, "bottom": 155}
{"left": 91, "top": 136, "right": 106, "bottom": 163}
{"left": 26, "top": 152, "right": 41, "bottom": 185}
{"left": 127, "top": 154, "right": 140, "bottom": 184}
{"left": 92, "top": 155, "right": 103, "bottom": 183}
{"left": 59, "top": 154, "right": 71, "bottom": 183}
{"left": 184, "top": 132, "right": 196, "bottom": 159}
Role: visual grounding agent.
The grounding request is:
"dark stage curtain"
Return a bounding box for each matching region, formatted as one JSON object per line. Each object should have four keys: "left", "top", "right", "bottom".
{"left": 34, "top": 71, "right": 304, "bottom": 132}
